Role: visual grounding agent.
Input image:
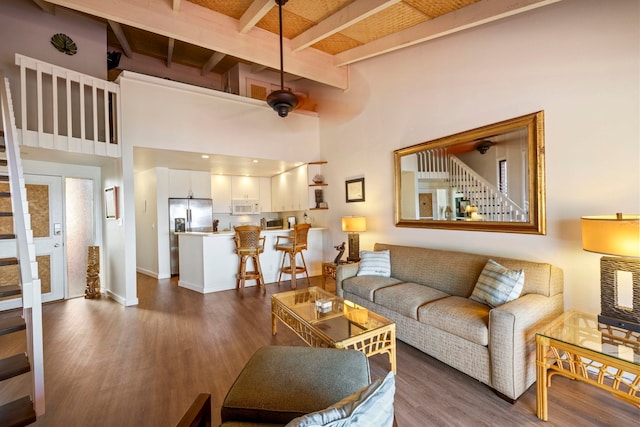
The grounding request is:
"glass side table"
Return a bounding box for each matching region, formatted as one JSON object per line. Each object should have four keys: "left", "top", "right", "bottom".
{"left": 535, "top": 310, "right": 640, "bottom": 421}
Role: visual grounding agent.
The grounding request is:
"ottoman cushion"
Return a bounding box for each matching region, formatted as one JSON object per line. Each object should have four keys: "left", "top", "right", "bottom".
{"left": 221, "top": 346, "right": 371, "bottom": 425}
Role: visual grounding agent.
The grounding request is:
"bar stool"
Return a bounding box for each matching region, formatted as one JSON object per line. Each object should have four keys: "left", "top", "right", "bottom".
{"left": 233, "top": 225, "right": 266, "bottom": 293}
{"left": 275, "top": 223, "right": 311, "bottom": 289}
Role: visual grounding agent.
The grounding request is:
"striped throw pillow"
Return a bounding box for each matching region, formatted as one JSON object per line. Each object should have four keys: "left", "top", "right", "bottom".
{"left": 356, "top": 250, "right": 391, "bottom": 277}
{"left": 470, "top": 259, "right": 524, "bottom": 308}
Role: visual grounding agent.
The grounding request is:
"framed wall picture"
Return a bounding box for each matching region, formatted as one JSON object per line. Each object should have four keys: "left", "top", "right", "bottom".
{"left": 105, "top": 186, "right": 119, "bottom": 219}
{"left": 345, "top": 178, "right": 365, "bottom": 203}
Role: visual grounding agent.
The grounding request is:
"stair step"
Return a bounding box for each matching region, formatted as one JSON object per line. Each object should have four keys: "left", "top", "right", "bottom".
{"left": 0, "top": 176, "right": 8, "bottom": 182}
{"left": 0, "top": 396, "right": 36, "bottom": 427}
{"left": 0, "top": 353, "right": 30, "bottom": 381}
{"left": 0, "top": 284, "right": 21, "bottom": 298}
{"left": 0, "top": 316, "right": 26, "bottom": 336}
{"left": 0, "top": 159, "right": 6, "bottom": 167}
{"left": 0, "top": 258, "right": 18, "bottom": 267}
{"left": 0, "top": 234, "right": 16, "bottom": 240}
{"left": 0, "top": 212, "right": 13, "bottom": 217}
{"left": 0, "top": 192, "right": 10, "bottom": 198}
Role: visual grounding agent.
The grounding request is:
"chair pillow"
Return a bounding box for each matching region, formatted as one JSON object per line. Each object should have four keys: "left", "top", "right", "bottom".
{"left": 356, "top": 250, "right": 391, "bottom": 277}
{"left": 285, "top": 371, "right": 395, "bottom": 427}
{"left": 470, "top": 259, "right": 525, "bottom": 308}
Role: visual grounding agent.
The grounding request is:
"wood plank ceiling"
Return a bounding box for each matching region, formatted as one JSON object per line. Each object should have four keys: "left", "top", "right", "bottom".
{"left": 37, "top": 0, "right": 561, "bottom": 89}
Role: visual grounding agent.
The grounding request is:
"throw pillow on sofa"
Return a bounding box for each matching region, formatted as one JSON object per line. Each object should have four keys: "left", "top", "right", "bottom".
{"left": 356, "top": 250, "right": 391, "bottom": 277}
{"left": 470, "top": 259, "right": 524, "bottom": 308}
{"left": 285, "top": 371, "right": 395, "bottom": 427}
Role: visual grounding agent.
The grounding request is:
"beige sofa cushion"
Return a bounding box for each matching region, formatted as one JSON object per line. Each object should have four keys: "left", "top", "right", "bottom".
{"left": 342, "top": 276, "right": 402, "bottom": 301}
{"left": 374, "top": 243, "right": 564, "bottom": 298}
{"left": 418, "top": 296, "right": 490, "bottom": 346}
{"left": 373, "top": 283, "right": 450, "bottom": 320}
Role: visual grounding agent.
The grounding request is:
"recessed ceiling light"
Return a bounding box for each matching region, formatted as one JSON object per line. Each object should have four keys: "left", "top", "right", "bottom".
{"left": 252, "top": 160, "right": 259, "bottom": 163}
{"left": 201, "top": 155, "right": 209, "bottom": 159}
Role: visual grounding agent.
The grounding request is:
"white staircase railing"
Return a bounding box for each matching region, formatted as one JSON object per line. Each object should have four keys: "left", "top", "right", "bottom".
{"left": 415, "top": 147, "right": 449, "bottom": 180}
{"left": 449, "top": 156, "right": 527, "bottom": 221}
{"left": 15, "top": 53, "right": 120, "bottom": 157}
{"left": 0, "top": 74, "right": 45, "bottom": 416}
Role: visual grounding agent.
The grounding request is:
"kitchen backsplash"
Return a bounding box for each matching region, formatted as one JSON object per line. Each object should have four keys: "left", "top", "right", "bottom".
{"left": 214, "top": 211, "right": 310, "bottom": 231}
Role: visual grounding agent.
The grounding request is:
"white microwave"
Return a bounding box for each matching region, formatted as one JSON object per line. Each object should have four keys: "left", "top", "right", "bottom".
{"left": 231, "top": 199, "right": 260, "bottom": 215}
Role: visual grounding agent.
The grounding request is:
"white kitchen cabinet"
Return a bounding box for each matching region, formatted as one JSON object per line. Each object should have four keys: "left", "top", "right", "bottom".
{"left": 270, "top": 165, "right": 307, "bottom": 212}
{"left": 231, "top": 176, "right": 260, "bottom": 200}
{"left": 259, "top": 177, "right": 272, "bottom": 212}
{"left": 169, "top": 169, "right": 211, "bottom": 199}
{"left": 271, "top": 172, "right": 287, "bottom": 212}
{"left": 293, "top": 165, "right": 308, "bottom": 211}
{"left": 210, "top": 175, "right": 232, "bottom": 213}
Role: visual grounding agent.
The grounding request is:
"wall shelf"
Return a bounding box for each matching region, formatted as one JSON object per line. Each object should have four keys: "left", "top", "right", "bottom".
{"left": 308, "top": 161, "right": 328, "bottom": 210}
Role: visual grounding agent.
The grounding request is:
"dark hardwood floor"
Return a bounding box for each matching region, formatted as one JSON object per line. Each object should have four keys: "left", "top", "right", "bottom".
{"left": 1, "top": 274, "right": 638, "bottom": 426}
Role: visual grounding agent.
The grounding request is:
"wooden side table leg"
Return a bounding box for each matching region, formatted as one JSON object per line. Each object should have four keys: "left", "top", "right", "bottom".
{"left": 536, "top": 337, "right": 549, "bottom": 421}
{"left": 389, "top": 340, "right": 397, "bottom": 374}
{"left": 272, "top": 311, "right": 278, "bottom": 336}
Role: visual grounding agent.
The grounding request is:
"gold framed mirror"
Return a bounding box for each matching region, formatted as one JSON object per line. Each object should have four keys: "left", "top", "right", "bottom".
{"left": 394, "top": 111, "right": 545, "bottom": 234}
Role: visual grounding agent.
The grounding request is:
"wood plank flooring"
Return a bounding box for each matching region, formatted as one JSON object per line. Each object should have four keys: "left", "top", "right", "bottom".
{"left": 1, "top": 274, "right": 638, "bottom": 426}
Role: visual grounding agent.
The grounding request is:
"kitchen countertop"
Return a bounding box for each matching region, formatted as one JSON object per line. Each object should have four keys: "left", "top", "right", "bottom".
{"left": 175, "top": 227, "right": 326, "bottom": 236}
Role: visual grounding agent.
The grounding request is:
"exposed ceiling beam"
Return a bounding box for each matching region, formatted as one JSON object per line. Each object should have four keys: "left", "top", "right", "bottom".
{"left": 167, "top": 37, "right": 175, "bottom": 67}
{"left": 238, "top": 0, "right": 273, "bottom": 34}
{"left": 172, "top": 0, "right": 181, "bottom": 12}
{"left": 45, "top": 0, "right": 349, "bottom": 89}
{"left": 291, "top": 0, "right": 401, "bottom": 52}
{"left": 202, "top": 52, "right": 226, "bottom": 75}
{"left": 335, "top": 0, "right": 563, "bottom": 66}
{"left": 108, "top": 20, "right": 134, "bottom": 59}
{"left": 33, "top": 0, "right": 55, "bottom": 14}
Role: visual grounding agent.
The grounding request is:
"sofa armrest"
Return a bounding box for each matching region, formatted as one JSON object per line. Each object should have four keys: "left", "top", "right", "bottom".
{"left": 489, "top": 293, "right": 564, "bottom": 400}
{"left": 335, "top": 263, "right": 359, "bottom": 298}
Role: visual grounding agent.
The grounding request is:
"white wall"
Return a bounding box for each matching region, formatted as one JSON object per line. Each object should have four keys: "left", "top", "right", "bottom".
{"left": 0, "top": 0, "right": 107, "bottom": 114}
{"left": 308, "top": 0, "right": 640, "bottom": 314}
{"left": 134, "top": 168, "right": 159, "bottom": 277}
{"left": 118, "top": 72, "right": 320, "bottom": 162}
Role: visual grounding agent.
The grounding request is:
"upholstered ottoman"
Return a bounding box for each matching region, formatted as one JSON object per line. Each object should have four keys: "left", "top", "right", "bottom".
{"left": 220, "top": 346, "right": 371, "bottom": 426}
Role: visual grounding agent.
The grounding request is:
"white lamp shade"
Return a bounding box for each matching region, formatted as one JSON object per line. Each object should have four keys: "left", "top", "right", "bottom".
{"left": 581, "top": 214, "right": 640, "bottom": 257}
{"left": 342, "top": 216, "right": 366, "bottom": 232}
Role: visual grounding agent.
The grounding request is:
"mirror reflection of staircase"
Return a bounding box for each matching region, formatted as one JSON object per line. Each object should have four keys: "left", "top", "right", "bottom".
{"left": 415, "top": 148, "right": 528, "bottom": 221}
{"left": 1, "top": 72, "right": 44, "bottom": 425}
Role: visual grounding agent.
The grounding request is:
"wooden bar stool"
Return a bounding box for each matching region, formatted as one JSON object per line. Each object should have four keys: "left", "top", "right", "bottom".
{"left": 275, "top": 224, "right": 311, "bottom": 289}
{"left": 233, "top": 225, "right": 266, "bottom": 293}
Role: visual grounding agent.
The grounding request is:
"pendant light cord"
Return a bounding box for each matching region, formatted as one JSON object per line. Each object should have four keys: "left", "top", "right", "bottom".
{"left": 277, "top": 0, "right": 284, "bottom": 90}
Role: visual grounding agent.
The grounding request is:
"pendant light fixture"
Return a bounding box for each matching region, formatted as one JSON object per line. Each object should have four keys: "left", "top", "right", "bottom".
{"left": 266, "top": 0, "right": 298, "bottom": 117}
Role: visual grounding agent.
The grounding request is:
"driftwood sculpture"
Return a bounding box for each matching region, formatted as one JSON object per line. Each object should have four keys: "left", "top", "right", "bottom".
{"left": 333, "top": 242, "right": 346, "bottom": 264}
{"left": 85, "top": 246, "right": 100, "bottom": 299}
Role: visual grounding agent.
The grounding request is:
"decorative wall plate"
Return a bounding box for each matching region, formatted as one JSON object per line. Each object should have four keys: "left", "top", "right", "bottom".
{"left": 51, "top": 33, "right": 77, "bottom": 55}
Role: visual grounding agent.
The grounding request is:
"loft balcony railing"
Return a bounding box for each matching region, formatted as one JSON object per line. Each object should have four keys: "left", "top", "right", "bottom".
{"left": 14, "top": 54, "right": 120, "bottom": 157}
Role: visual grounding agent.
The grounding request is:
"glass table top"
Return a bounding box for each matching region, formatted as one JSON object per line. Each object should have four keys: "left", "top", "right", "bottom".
{"left": 538, "top": 310, "right": 640, "bottom": 365}
{"left": 272, "top": 287, "right": 393, "bottom": 343}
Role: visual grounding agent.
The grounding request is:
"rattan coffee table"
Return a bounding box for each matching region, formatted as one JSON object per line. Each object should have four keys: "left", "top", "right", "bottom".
{"left": 271, "top": 287, "right": 397, "bottom": 373}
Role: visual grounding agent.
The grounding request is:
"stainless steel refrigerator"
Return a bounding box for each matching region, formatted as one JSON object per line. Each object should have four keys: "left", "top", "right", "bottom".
{"left": 169, "top": 198, "right": 213, "bottom": 276}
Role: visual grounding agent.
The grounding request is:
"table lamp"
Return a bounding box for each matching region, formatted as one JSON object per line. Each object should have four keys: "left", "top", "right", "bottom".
{"left": 342, "top": 216, "right": 366, "bottom": 262}
{"left": 581, "top": 213, "right": 640, "bottom": 332}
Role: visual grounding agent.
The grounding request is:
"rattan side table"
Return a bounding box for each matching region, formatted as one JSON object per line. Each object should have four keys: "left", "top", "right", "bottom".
{"left": 535, "top": 310, "right": 639, "bottom": 421}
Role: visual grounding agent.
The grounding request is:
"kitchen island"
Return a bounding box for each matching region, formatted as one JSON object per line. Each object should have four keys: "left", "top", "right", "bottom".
{"left": 176, "top": 228, "right": 326, "bottom": 293}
